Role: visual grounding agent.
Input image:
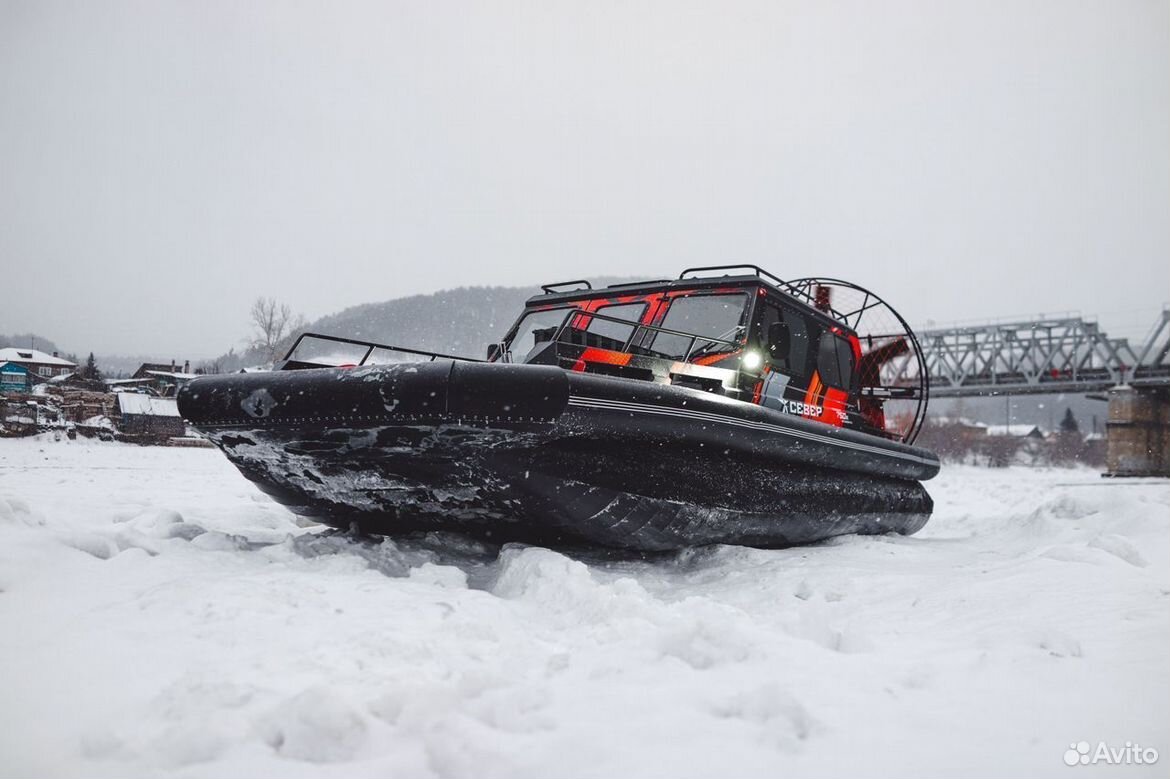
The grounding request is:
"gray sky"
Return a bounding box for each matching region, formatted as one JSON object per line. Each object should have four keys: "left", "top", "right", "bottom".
{"left": 2, "top": 0, "right": 1167, "bottom": 358}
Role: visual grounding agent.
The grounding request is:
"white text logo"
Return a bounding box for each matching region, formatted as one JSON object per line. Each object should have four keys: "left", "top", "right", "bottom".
{"left": 1064, "top": 741, "right": 1159, "bottom": 767}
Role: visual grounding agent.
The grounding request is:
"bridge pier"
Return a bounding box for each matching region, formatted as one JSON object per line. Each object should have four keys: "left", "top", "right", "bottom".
{"left": 1106, "top": 385, "right": 1170, "bottom": 477}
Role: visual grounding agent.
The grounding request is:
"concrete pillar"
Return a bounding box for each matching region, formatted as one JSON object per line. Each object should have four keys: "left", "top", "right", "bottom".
{"left": 1105, "top": 385, "right": 1170, "bottom": 477}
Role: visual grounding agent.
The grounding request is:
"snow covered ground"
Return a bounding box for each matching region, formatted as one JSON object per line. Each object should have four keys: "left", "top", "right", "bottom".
{"left": 1, "top": 437, "right": 1166, "bottom": 779}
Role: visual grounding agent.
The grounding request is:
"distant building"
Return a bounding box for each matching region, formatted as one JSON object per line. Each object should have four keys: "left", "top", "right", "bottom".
{"left": 0, "top": 348, "right": 77, "bottom": 380}
{"left": 131, "top": 360, "right": 196, "bottom": 396}
{"left": 1082, "top": 431, "right": 1107, "bottom": 467}
{"left": 115, "top": 393, "right": 185, "bottom": 438}
{"left": 0, "top": 361, "right": 32, "bottom": 394}
{"left": 131, "top": 360, "right": 191, "bottom": 379}
{"left": 930, "top": 416, "right": 989, "bottom": 432}
{"left": 984, "top": 423, "right": 1046, "bottom": 439}
{"left": 104, "top": 377, "right": 156, "bottom": 392}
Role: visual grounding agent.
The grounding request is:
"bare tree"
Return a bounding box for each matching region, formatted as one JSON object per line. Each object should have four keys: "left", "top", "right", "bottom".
{"left": 978, "top": 434, "right": 1021, "bottom": 468}
{"left": 250, "top": 297, "right": 305, "bottom": 364}
{"left": 195, "top": 359, "right": 222, "bottom": 375}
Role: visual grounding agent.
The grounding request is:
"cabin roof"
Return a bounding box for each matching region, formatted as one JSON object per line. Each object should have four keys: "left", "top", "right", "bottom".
{"left": 116, "top": 393, "right": 181, "bottom": 417}
{"left": 527, "top": 273, "right": 850, "bottom": 332}
{"left": 0, "top": 348, "right": 77, "bottom": 367}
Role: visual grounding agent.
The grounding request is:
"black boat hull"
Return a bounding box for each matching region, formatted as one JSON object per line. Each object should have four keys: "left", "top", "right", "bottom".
{"left": 177, "top": 362, "right": 939, "bottom": 551}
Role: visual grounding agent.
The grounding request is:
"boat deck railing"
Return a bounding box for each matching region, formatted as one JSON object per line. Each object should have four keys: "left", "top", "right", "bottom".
{"left": 280, "top": 332, "right": 481, "bottom": 369}
{"left": 283, "top": 308, "right": 744, "bottom": 371}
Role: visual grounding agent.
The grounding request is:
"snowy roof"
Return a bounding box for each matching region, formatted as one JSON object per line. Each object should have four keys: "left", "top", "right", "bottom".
{"left": 117, "top": 394, "right": 181, "bottom": 417}
{"left": 985, "top": 423, "right": 1045, "bottom": 438}
{"left": 105, "top": 377, "right": 154, "bottom": 386}
{"left": 0, "top": 348, "right": 77, "bottom": 367}
{"left": 144, "top": 370, "right": 198, "bottom": 380}
{"left": 930, "top": 416, "right": 988, "bottom": 429}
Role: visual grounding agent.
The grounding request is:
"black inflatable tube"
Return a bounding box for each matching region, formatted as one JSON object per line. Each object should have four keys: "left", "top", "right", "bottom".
{"left": 178, "top": 361, "right": 938, "bottom": 550}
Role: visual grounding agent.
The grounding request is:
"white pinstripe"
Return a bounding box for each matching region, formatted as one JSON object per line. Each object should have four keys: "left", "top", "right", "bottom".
{"left": 565, "top": 395, "right": 937, "bottom": 467}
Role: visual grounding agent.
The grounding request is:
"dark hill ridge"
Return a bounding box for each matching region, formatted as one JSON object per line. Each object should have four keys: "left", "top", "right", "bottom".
{"left": 0, "top": 333, "right": 65, "bottom": 357}
{"left": 303, "top": 277, "right": 635, "bottom": 358}
{"left": 309, "top": 285, "right": 539, "bottom": 359}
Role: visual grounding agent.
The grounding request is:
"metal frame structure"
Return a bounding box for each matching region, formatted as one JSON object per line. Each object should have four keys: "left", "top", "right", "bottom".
{"left": 282, "top": 332, "right": 481, "bottom": 368}
{"left": 500, "top": 307, "right": 743, "bottom": 364}
{"left": 902, "top": 310, "right": 1170, "bottom": 397}
{"left": 530, "top": 269, "right": 932, "bottom": 444}
{"left": 1135, "top": 308, "right": 1170, "bottom": 374}
{"left": 678, "top": 265, "right": 855, "bottom": 328}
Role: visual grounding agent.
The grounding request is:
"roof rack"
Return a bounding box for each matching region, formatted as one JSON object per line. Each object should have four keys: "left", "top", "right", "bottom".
{"left": 678, "top": 264, "right": 788, "bottom": 288}
{"left": 538, "top": 266, "right": 854, "bottom": 328}
{"left": 540, "top": 279, "right": 592, "bottom": 294}
{"left": 607, "top": 279, "right": 670, "bottom": 289}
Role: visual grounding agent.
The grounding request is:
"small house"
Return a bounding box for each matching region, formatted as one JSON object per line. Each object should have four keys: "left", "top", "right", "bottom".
{"left": 131, "top": 360, "right": 197, "bottom": 396}
{"left": 132, "top": 360, "right": 192, "bottom": 379}
{"left": 0, "top": 348, "right": 77, "bottom": 380}
{"left": 0, "top": 361, "right": 31, "bottom": 394}
{"left": 116, "top": 393, "right": 185, "bottom": 438}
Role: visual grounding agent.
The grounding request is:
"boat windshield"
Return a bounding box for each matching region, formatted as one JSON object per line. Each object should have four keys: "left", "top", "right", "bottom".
{"left": 503, "top": 292, "right": 750, "bottom": 363}
{"left": 647, "top": 293, "right": 749, "bottom": 359}
{"left": 504, "top": 308, "right": 573, "bottom": 362}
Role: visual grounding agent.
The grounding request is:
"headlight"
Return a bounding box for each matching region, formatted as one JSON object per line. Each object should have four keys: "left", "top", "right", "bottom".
{"left": 741, "top": 351, "right": 762, "bottom": 370}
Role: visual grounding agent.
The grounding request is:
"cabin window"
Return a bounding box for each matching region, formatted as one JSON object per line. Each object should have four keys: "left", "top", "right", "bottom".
{"left": 38, "top": 366, "right": 51, "bottom": 377}
{"left": 649, "top": 293, "right": 749, "bottom": 360}
{"left": 506, "top": 308, "right": 572, "bottom": 362}
{"left": 816, "top": 332, "right": 855, "bottom": 389}
{"left": 756, "top": 300, "right": 812, "bottom": 378}
{"left": 584, "top": 303, "right": 647, "bottom": 350}
{"left": 785, "top": 312, "right": 812, "bottom": 377}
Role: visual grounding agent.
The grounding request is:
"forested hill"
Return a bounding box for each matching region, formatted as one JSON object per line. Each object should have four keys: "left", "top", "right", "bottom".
{"left": 308, "top": 285, "right": 540, "bottom": 359}
{"left": 0, "top": 333, "right": 66, "bottom": 357}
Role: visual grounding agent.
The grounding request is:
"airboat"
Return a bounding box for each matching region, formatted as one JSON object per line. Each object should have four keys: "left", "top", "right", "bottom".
{"left": 178, "top": 266, "right": 938, "bottom": 550}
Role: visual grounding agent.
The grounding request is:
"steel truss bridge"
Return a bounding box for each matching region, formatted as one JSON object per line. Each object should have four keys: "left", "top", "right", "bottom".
{"left": 888, "top": 309, "right": 1170, "bottom": 398}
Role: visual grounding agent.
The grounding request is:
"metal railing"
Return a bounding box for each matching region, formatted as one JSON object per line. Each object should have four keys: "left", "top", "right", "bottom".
{"left": 678, "top": 265, "right": 853, "bottom": 325}
{"left": 903, "top": 312, "right": 1170, "bottom": 397}
{"left": 281, "top": 332, "right": 480, "bottom": 368}
{"left": 540, "top": 279, "right": 593, "bottom": 294}
{"left": 536, "top": 265, "right": 857, "bottom": 330}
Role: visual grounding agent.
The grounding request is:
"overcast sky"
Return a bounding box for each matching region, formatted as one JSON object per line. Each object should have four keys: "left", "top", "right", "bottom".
{"left": 1, "top": 0, "right": 1167, "bottom": 358}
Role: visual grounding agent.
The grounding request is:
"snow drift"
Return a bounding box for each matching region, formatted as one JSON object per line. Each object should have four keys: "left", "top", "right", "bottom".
{"left": 0, "top": 438, "right": 1166, "bottom": 778}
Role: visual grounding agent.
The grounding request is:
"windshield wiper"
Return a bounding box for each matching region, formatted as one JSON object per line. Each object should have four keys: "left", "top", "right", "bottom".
{"left": 685, "top": 325, "right": 744, "bottom": 361}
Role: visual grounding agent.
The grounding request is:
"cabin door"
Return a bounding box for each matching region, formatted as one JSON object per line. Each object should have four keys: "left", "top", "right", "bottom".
{"left": 756, "top": 301, "right": 813, "bottom": 413}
